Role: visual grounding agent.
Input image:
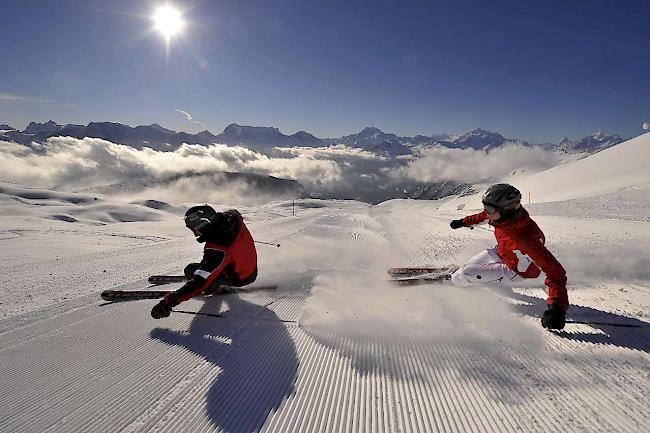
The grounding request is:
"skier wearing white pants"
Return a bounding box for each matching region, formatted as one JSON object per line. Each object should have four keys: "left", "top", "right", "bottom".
{"left": 451, "top": 245, "right": 528, "bottom": 287}
{"left": 449, "top": 184, "right": 569, "bottom": 330}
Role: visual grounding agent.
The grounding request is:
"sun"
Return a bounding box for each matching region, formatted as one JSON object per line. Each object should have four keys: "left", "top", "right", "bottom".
{"left": 152, "top": 5, "right": 184, "bottom": 39}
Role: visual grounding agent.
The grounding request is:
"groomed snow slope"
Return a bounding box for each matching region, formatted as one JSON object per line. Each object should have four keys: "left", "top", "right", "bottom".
{"left": 439, "top": 131, "right": 650, "bottom": 212}
{"left": 0, "top": 134, "right": 649, "bottom": 433}
{"left": 517, "top": 131, "right": 650, "bottom": 202}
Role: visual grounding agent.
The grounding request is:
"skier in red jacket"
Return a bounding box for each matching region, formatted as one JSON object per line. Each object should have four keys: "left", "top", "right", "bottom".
{"left": 151, "top": 205, "right": 258, "bottom": 319}
{"left": 449, "top": 184, "right": 568, "bottom": 330}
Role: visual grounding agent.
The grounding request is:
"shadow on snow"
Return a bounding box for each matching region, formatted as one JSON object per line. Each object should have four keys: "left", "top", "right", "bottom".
{"left": 150, "top": 293, "right": 299, "bottom": 433}
{"left": 507, "top": 288, "right": 650, "bottom": 353}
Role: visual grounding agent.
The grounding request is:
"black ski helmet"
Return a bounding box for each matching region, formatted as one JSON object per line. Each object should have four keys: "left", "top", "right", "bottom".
{"left": 184, "top": 205, "right": 217, "bottom": 234}
{"left": 482, "top": 184, "right": 521, "bottom": 213}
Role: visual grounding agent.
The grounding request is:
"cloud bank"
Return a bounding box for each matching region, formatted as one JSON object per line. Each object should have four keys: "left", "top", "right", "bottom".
{"left": 0, "top": 136, "right": 338, "bottom": 188}
{"left": 0, "top": 136, "right": 564, "bottom": 204}
{"left": 398, "top": 144, "right": 562, "bottom": 184}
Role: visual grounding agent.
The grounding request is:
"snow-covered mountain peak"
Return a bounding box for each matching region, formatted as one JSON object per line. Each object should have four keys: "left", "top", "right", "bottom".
{"left": 337, "top": 127, "right": 399, "bottom": 148}
{"left": 216, "top": 124, "right": 321, "bottom": 149}
{"left": 195, "top": 130, "right": 219, "bottom": 142}
{"left": 24, "top": 120, "right": 63, "bottom": 135}
{"left": 86, "top": 121, "right": 126, "bottom": 130}
{"left": 222, "top": 124, "right": 281, "bottom": 136}
{"left": 567, "top": 132, "right": 623, "bottom": 153}
{"left": 445, "top": 128, "right": 506, "bottom": 150}
{"left": 468, "top": 127, "right": 500, "bottom": 136}
{"left": 147, "top": 123, "right": 175, "bottom": 135}
{"left": 291, "top": 130, "right": 320, "bottom": 141}
{"left": 222, "top": 123, "right": 244, "bottom": 135}
{"left": 359, "top": 126, "right": 384, "bottom": 137}
{"left": 2, "top": 119, "right": 633, "bottom": 158}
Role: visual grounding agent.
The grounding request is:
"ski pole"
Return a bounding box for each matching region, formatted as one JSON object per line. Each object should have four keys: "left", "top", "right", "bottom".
{"left": 171, "top": 309, "right": 297, "bottom": 323}
{"left": 172, "top": 309, "right": 224, "bottom": 319}
{"left": 565, "top": 320, "right": 646, "bottom": 328}
{"left": 255, "top": 240, "right": 281, "bottom": 247}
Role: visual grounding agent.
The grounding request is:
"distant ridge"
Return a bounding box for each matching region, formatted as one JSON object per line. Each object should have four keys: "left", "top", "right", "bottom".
{"left": 1, "top": 120, "right": 626, "bottom": 155}
{"left": 215, "top": 123, "right": 322, "bottom": 148}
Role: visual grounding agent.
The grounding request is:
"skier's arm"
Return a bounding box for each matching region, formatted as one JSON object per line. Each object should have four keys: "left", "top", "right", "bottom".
{"left": 165, "top": 248, "right": 228, "bottom": 304}
{"left": 520, "top": 237, "right": 569, "bottom": 310}
{"left": 462, "top": 210, "right": 488, "bottom": 226}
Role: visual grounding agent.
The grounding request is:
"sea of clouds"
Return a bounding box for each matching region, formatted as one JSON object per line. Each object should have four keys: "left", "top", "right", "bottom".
{"left": 0, "top": 136, "right": 563, "bottom": 204}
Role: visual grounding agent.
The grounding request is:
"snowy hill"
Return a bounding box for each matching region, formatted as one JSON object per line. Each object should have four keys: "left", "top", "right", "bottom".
{"left": 440, "top": 132, "right": 650, "bottom": 215}
{"left": 0, "top": 129, "right": 649, "bottom": 432}
{"left": 0, "top": 181, "right": 174, "bottom": 225}
{"left": 518, "top": 131, "right": 650, "bottom": 202}
{"left": 84, "top": 171, "right": 308, "bottom": 206}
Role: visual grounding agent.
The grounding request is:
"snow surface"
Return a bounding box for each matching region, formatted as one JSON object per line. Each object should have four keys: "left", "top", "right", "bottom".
{"left": 0, "top": 133, "right": 649, "bottom": 432}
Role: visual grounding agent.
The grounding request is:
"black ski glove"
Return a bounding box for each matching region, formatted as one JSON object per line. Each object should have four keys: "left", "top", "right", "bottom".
{"left": 151, "top": 295, "right": 178, "bottom": 319}
{"left": 450, "top": 219, "right": 464, "bottom": 229}
{"left": 184, "top": 262, "right": 200, "bottom": 279}
{"left": 541, "top": 303, "right": 566, "bottom": 330}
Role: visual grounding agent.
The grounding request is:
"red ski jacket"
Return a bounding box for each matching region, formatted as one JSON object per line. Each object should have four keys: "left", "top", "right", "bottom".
{"left": 170, "top": 212, "right": 258, "bottom": 304}
{"left": 461, "top": 208, "right": 568, "bottom": 309}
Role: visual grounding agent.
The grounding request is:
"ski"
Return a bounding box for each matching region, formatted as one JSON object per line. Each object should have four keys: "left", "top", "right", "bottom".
{"left": 387, "top": 266, "right": 457, "bottom": 276}
{"left": 148, "top": 275, "right": 188, "bottom": 285}
{"left": 102, "top": 289, "right": 171, "bottom": 302}
{"left": 101, "top": 285, "right": 278, "bottom": 302}
{"left": 390, "top": 273, "right": 452, "bottom": 285}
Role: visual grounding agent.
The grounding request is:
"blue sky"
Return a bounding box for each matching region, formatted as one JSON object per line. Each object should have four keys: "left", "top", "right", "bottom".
{"left": 0, "top": 0, "right": 648, "bottom": 142}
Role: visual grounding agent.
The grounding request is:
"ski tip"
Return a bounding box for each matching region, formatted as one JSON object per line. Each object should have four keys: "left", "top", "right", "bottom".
{"left": 100, "top": 291, "right": 115, "bottom": 301}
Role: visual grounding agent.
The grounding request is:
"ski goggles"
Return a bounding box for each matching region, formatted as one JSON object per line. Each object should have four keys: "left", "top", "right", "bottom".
{"left": 482, "top": 203, "right": 500, "bottom": 214}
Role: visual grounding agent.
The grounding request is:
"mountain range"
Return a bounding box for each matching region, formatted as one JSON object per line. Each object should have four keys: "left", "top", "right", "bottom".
{"left": 554, "top": 132, "right": 625, "bottom": 153}
{"left": 0, "top": 120, "right": 625, "bottom": 156}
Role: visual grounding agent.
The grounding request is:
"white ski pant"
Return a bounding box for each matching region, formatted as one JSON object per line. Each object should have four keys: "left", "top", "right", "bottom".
{"left": 451, "top": 246, "right": 524, "bottom": 287}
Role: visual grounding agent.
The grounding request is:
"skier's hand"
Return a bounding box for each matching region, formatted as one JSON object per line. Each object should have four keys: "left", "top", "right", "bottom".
{"left": 541, "top": 303, "right": 566, "bottom": 330}
{"left": 151, "top": 294, "right": 178, "bottom": 319}
{"left": 450, "top": 219, "right": 464, "bottom": 229}
{"left": 184, "top": 262, "right": 200, "bottom": 279}
{"left": 151, "top": 300, "right": 173, "bottom": 319}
